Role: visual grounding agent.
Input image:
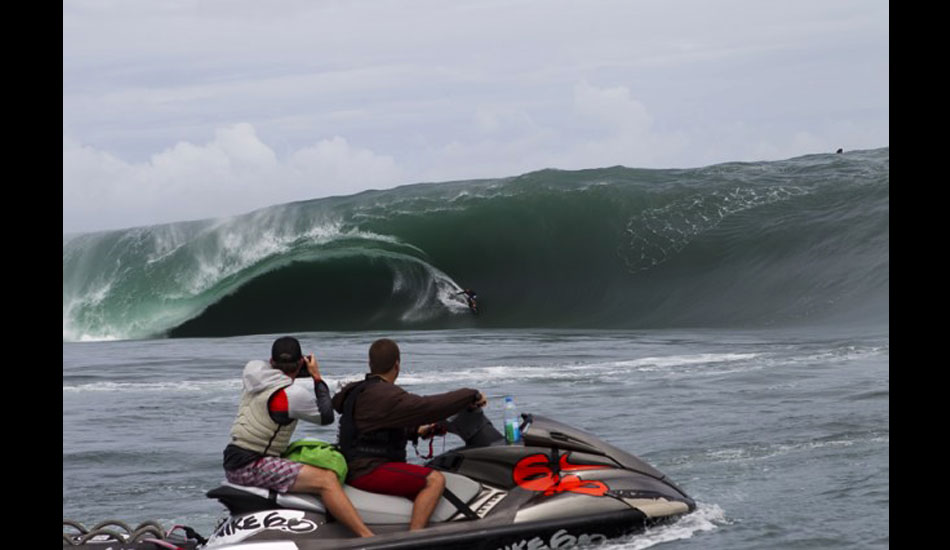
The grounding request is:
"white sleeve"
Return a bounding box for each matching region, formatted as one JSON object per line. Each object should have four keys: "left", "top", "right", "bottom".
{"left": 285, "top": 379, "right": 334, "bottom": 425}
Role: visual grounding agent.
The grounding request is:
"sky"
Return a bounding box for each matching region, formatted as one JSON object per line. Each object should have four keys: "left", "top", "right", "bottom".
{"left": 63, "top": 0, "right": 889, "bottom": 234}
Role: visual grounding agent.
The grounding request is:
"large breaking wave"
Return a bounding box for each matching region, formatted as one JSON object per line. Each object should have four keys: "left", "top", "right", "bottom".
{"left": 63, "top": 148, "right": 889, "bottom": 341}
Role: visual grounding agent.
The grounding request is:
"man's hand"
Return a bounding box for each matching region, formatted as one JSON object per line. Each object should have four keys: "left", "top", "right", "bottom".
{"left": 469, "top": 391, "right": 487, "bottom": 410}
{"left": 418, "top": 423, "right": 446, "bottom": 439}
{"left": 304, "top": 354, "right": 322, "bottom": 382}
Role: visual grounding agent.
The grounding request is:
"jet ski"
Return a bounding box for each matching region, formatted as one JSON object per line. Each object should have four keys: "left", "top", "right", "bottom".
{"left": 203, "top": 409, "right": 695, "bottom": 549}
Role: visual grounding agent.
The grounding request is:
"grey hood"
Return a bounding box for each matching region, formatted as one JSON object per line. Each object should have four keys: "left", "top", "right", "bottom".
{"left": 242, "top": 360, "right": 291, "bottom": 395}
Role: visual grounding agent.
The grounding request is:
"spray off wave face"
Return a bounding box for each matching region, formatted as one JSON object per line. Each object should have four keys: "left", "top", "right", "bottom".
{"left": 63, "top": 148, "right": 889, "bottom": 341}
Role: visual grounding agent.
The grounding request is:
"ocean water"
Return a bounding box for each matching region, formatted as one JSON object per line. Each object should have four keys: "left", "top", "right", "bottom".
{"left": 62, "top": 327, "right": 888, "bottom": 549}
{"left": 63, "top": 149, "right": 888, "bottom": 548}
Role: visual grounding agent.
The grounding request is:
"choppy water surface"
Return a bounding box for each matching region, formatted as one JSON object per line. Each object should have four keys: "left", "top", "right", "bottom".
{"left": 63, "top": 327, "right": 888, "bottom": 549}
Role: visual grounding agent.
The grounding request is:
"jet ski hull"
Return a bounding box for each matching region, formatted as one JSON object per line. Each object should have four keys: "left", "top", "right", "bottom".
{"left": 204, "top": 414, "right": 695, "bottom": 549}
{"left": 208, "top": 507, "right": 658, "bottom": 549}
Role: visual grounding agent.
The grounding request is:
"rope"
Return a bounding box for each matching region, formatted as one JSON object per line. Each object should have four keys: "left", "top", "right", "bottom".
{"left": 414, "top": 434, "right": 444, "bottom": 459}
{"left": 62, "top": 519, "right": 204, "bottom": 547}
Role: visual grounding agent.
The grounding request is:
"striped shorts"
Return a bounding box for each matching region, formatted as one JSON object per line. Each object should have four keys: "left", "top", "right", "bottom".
{"left": 225, "top": 456, "right": 303, "bottom": 493}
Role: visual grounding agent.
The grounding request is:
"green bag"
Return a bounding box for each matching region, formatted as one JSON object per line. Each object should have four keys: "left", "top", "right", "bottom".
{"left": 281, "top": 438, "right": 348, "bottom": 484}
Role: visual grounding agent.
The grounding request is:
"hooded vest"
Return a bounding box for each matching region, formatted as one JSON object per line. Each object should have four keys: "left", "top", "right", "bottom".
{"left": 229, "top": 367, "right": 297, "bottom": 457}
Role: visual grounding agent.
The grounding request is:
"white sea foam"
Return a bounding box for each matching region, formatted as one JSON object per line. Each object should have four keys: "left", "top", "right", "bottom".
{"left": 62, "top": 375, "right": 356, "bottom": 394}
{"left": 780, "top": 345, "right": 889, "bottom": 366}
{"left": 397, "top": 353, "right": 760, "bottom": 386}
{"left": 705, "top": 434, "right": 889, "bottom": 464}
{"left": 64, "top": 215, "right": 421, "bottom": 342}
{"left": 72, "top": 333, "right": 122, "bottom": 343}
{"left": 600, "top": 502, "right": 727, "bottom": 549}
{"left": 611, "top": 353, "right": 759, "bottom": 370}
{"left": 621, "top": 186, "right": 811, "bottom": 272}
{"left": 396, "top": 260, "right": 467, "bottom": 322}
{"left": 62, "top": 379, "right": 242, "bottom": 394}
{"left": 63, "top": 281, "right": 119, "bottom": 342}
{"left": 179, "top": 216, "right": 415, "bottom": 296}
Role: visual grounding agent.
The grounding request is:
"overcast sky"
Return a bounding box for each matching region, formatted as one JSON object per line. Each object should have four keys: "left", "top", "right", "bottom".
{"left": 63, "top": 0, "right": 888, "bottom": 234}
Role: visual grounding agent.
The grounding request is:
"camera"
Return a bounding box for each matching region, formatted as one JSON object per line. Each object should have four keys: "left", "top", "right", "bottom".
{"left": 296, "top": 354, "right": 313, "bottom": 378}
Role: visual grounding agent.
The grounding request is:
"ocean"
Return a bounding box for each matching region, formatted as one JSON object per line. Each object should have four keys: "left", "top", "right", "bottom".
{"left": 63, "top": 148, "right": 889, "bottom": 549}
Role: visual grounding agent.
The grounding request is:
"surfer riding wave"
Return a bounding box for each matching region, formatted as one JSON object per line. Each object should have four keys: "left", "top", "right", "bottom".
{"left": 455, "top": 289, "right": 479, "bottom": 315}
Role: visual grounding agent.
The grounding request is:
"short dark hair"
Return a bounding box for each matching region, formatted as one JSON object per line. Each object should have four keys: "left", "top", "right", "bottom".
{"left": 271, "top": 336, "right": 303, "bottom": 373}
{"left": 369, "top": 338, "right": 400, "bottom": 374}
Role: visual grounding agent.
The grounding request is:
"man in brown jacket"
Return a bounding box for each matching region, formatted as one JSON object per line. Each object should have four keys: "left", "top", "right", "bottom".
{"left": 332, "top": 338, "right": 486, "bottom": 531}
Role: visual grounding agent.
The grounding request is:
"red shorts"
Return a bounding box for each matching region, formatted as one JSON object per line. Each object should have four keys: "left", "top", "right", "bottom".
{"left": 348, "top": 462, "right": 434, "bottom": 500}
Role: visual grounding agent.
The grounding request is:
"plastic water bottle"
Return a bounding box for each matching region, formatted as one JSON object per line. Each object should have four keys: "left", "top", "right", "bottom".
{"left": 503, "top": 396, "right": 522, "bottom": 444}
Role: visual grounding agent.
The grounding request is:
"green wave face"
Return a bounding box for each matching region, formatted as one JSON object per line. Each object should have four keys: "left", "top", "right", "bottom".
{"left": 63, "top": 148, "right": 889, "bottom": 341}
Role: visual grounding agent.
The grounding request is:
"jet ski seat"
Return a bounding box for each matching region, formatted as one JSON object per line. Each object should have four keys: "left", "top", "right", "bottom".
{"left": 214, "top": 471, "right": 482, "bottom": 524}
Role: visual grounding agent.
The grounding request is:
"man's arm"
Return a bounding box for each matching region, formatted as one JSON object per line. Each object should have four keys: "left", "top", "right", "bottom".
{"left": 273, "top": 354, "right": 334, "bottom": 426}
{"left": 360, "top": 386, "right": 481, "bottom": 431}
{"left": 284, "top": 379, "right": 334, "bottom": 425}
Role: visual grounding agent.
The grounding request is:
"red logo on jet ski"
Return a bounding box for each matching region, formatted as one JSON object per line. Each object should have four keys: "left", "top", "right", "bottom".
{"left": 512, "top": 453, "right": 611, "bottom": 497}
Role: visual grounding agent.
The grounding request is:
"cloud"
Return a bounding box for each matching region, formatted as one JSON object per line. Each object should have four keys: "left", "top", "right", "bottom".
{"left": 414, "top": 81, "right": 690, "bottom": 180}
{"left": 573, "top": 81, "right": 653, "bottom": 134}
{"left": 63, "top": 1, "right": 888, "bottom": 232}
{"left": 63, "top": 124, "right": 402, "bottom": 233}
{"left": 290, "top": 136, "right": 401, "bottom": 194}
{"left": 566, "top": 81, "right": 689, "bottom": 167}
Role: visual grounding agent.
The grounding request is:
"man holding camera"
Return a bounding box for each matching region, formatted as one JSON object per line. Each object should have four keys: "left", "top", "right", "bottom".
{"left": 222, "top": 336, "right": 374, "bottom": 538}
